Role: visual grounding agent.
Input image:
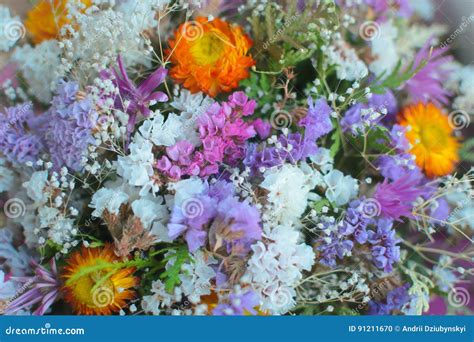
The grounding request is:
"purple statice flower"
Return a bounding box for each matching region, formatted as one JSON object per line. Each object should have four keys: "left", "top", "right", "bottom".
{"left": 43, "top": 80, "right": 97, "bottom": 171}
{"left": 341, "top": 91, "right": 397, "bottom": 134}
{"left": 369, "top": 284, "right": 411, "bottom": 315}
{"left": 367, "top": 219, "right": 401, "bottom": 273}
{"left": 244, "top": 97, "right": 332, "bottom": 174}
{"left": 104, "top": 55, "right": 168, "bottom": 134}
{"left": 213, "top": 290, "right": 260, "bottom": 316}
{"left": 342, "top": 199, "right": 372, "bottom": 244}
{"left": 213, "top": 197, "right": 261, "bottom": 254}
{"left": 167, "top": 181, "right": 262, "bottom": 254}
{"left": 168, "top": 194, "right": 217, "bottom": 252}
{"left": 316, "top": 221, "right": 354, "bottom": 268}
{"left": 0, "top": 103, "right": 43, "bottom": 164}
{"left": 364, "top": 0, "right": 412, "bottom": 20}
{"left": 373, "top": 172, "right": 426, "bottom": 222}
{"left": 6, "top": 259, "right": 60, "bottom": 316}
{"left": 404, "top": 38, "right": 453, "bottom": 106}
{"left": 299, "top": 97, "right": 333, "bottom": 157}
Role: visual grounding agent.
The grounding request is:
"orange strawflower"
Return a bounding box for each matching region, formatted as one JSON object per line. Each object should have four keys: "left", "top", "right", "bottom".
{"left": 167, "top": 17, "right": 255, "bottom": 97}
{"left": 397, "top": 102, "right": 459, "bottom": 178}
{"left": 25, "top": 0, "right": 91, "bottom": 44}
{"left": 62, "top": 244, "right": 137, "bottom": 315}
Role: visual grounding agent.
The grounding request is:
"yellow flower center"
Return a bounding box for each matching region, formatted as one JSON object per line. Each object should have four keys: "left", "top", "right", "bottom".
{"left": 190, "top": 32, "right": 225, "bottom": 65}
{"left": 71, "top": 271, "right": 115, "bottom": 308}
{"left": 419, "top": 124, "right": 447, "bottom": 150}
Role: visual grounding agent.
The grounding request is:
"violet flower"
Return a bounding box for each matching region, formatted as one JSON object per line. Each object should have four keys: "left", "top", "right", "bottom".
{"left": 374, "top": 172, "right": 426, "bottom": 222}
{"left": 367, "top": 219, "right": 401, "bottom": 273}
{"left": 107, "top": 55, "right": 168, "bottom": 134}
{"left": 6, "top": 258, "right": 60, "bottom": 316}
{"left": 404, "top": 38, "right": 453, "bottom": 106}
{"left": 213, "top": 290, "right": 260, "bottom": 316}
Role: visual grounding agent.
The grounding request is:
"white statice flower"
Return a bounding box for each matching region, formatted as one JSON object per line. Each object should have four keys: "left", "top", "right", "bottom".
{"left": 139, "top": 112, "right": 184, "bottom": 147}
{"left": 0, "top": 5, "right": 23, "bottom": 52}
{"left": 396, "top": 23, "right": 447, "bottom": 61}
{"left": 369, "top": 21, "right": 398, "bottom": 77}
{"left": 444, "top": 180, "right": 474, "bottom": 230}
{"left": 432, "top": 256, "right": 457, "bottom": 292}
{"left": 322, "top": 39, "right": 368, "bottom": 81}
{"left": 89, "top": 187, "right": 129, "bottom": 217}
{"left": 245, "top": 225, "right": 315, "bottom": 314}
{"left": 170, "top": 89, "right": 214, "bottom": 146}
{"left": 261, "top": 164, "right": 317, "bottom": 225}
{"left": 323, "top": 169, "right": 358, "bottom": 206}
{"left": 22, "top": 171, "right": 49, "bottom": 205}
{"left": 0, "top": 228, "right": 30, "bottom": 276}
{"left": 141, "top": 280, "right": 177, "bottom": 315}
{"left": 117, "top": 135, "right": 156, "bottom": 196}
{"left": 131, "top": 196, "right": 169, "bottom": 241}
{"left": 178, "top": 251, "right": 217, "bottom": 304}
{"left": 166, "top": 177, "right": 207, "bottom": 209}
{"left": 48, "top": 217, "right": 76, "bottom": 248}
{"left": 12, "top": 40, "right": 61, "bottom": 103}
{"left": 310, "top": 148, "right": 334, "bottom": 174}
{"left": 0, "top": 157, "right": 15, "bottom": 192}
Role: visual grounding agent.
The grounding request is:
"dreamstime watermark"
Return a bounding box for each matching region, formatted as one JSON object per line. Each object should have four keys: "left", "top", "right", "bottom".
{"left": 360, "top": 198, "right": 381, "bottom": 218}
{"left": 262, "top": 14, "right": 299, "bottom": 50}
{"left": 448, "top": 109, "right": 471, "bottom": 130}
{"left": 181, "top": 21, "right": 204, "bottom": 41}
{"left": 359, "top": 21, "right": 381, "bottom": 41}
{"left": 91, "top": 285, "right": 115, "bottom": 308}
{"left": 447, "top": 286, "right": 470, "bottom": 308}
{"left": 181, "top": 198, "right": 204, "bottom": 219}
{"left": 3, "top": 197, "right": 26, "bottom": 219}
{"left": 1, "top": 20, "right": 26, "bottom": 43}
{"left": 5, "top": 323, "right": 85, "bottom": 336}
{"left": 351, "top": 276, "right": 391, "bottom": 315}
{"left": 0, "top": 277, "right": 36, "bottom": 314}
{"left": 270, "top": 109, "right": 292, "bottom": 130}
{"left": 440, "top": 15, "right": 474, "bottom": 48}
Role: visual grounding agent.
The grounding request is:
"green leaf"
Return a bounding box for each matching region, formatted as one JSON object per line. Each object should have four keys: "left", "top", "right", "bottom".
{"left": 312, "top": 199, "right": 331, "bottom": 213}
{"left": 159, "top": 245, "right": 193, "bottom": 293}
{"left": 329, "top": 127, "right": 341, "bottom": 158}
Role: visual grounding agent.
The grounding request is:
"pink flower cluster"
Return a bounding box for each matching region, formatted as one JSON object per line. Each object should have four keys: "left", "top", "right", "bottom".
{"left": 156, "top": 92, "right": 257, "bottom": 179}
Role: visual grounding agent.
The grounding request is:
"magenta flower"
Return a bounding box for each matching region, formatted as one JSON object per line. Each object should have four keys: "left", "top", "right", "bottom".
{"left": 404, "top": 38, "right": 453, "bottom": 106}
{"left": 105, "top": 55, "right": 168, "bottom": 133}
{"left": 374, "top": 173, "right": 425, "bottom": 222}
{"left": 6, "top": 258, "right": 60, "bottom": 316}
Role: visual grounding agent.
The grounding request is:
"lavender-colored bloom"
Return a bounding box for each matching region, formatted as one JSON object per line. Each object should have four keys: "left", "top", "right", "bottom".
{"left": 168, "top": 195, "right": 217, "bottom": 252}
{"left": 369, "top": 284, "right": 411, "bottom": 315}
{"left": 104, "top": 55, "right": 168, "bottom": 134}
{"left": 6, "top": 259, "right": 60, "bottom": 316}
{"left": 0, "top": 103, "right": 43, "bottom": 164}
{"left": 299, "top": 97, "right": 333, "bottom": 156}
{"left": 404, "top": 38, "right": 453, "bottom": 106}
{"left": 341, "top": 91, "right": 397, "bottom": 133}
{"left": 214, "top": 197, "right": 261, "bottom": 254}
{"left": 317, "top": 222, "right": 354, "bottom": 268}
{"left": 374, "top": 172, "right": 426, "bottom": 222}
{"left": 342, "top": 199, "right": 372, "bottom": 244}
{"left": 213, "top": 290, "right": 259, "bottom": 316}
{"left": 367, "top": 219, "right": 401, "bottom": 273}
{"left": 43, "top": 81, "right": 97, "bottom": 171}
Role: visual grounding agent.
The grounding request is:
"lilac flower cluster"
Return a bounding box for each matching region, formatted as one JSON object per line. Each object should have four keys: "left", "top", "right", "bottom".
{"left": 168, "top": 181, "right": 261, "bottom": 253}
{"left": 43, "top": 81, "right": 98, "bottom": 171}
{"left": 0, "top": 103, "right": 43, "bottom": 164}
{"left": 368, "top": 284, "right": 411, "bottom": 315}
{"left": 367, "top": 219, "right": 401, "bottom": 273}
{"left": 213, "top": 290, "right": 259, "bottom": 315}
{"left": 245, "top": 98, "right": 333, "bottom": 173}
